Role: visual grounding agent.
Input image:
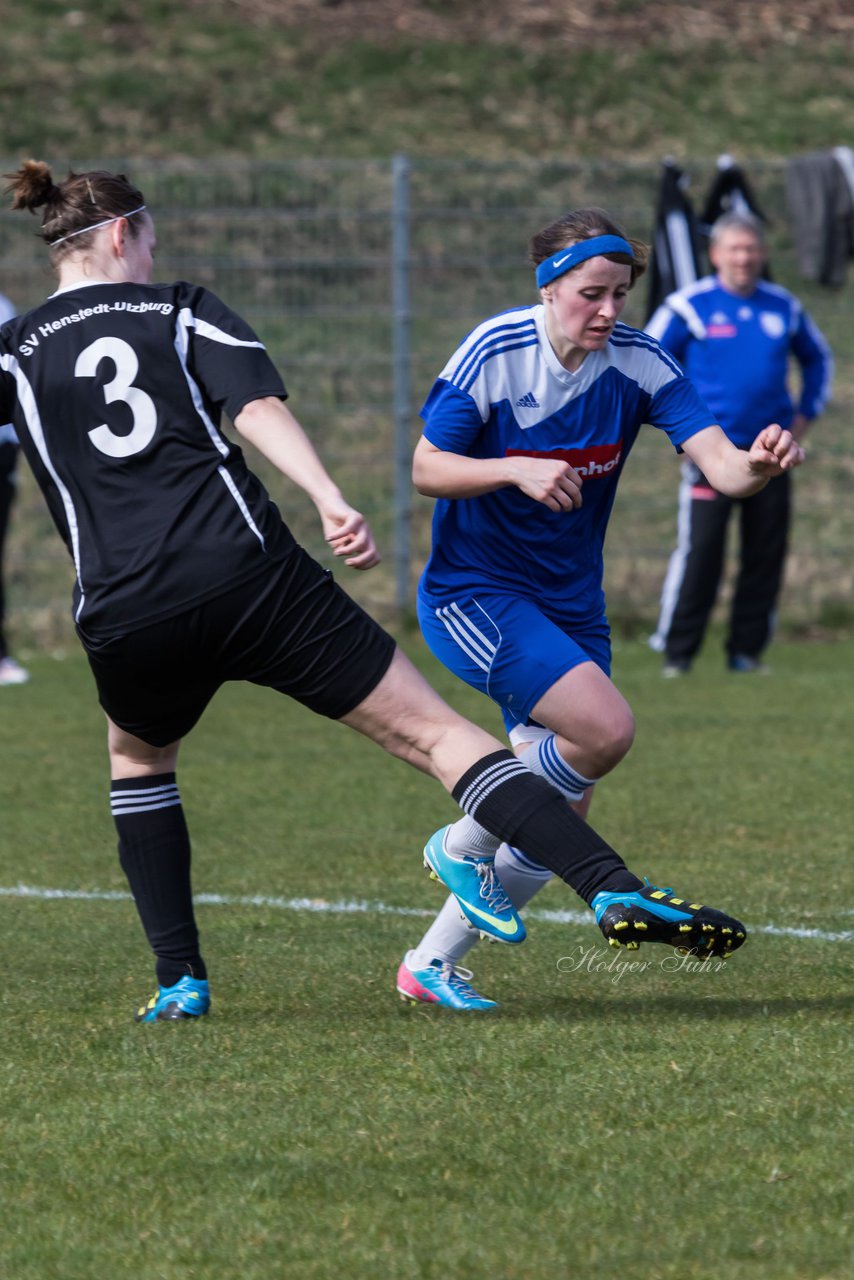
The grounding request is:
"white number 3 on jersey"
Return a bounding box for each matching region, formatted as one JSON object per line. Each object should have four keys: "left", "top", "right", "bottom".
{"left": 75, "top": 336, "right": 157, "bottom": 459}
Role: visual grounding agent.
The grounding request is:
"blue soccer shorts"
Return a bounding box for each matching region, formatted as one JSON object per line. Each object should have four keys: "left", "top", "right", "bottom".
{"left": 417, "top": 590, "right": 611, "bottom": 738}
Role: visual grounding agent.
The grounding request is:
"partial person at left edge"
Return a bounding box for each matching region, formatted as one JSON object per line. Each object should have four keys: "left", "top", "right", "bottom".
{"left": 0, "top": 289, "right": 30, "bottom": 686}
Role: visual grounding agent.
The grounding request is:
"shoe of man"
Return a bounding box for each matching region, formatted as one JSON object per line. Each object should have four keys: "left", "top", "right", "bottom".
{"left": 135, "top": 975, "right": 210, "bottom": 1022}
{"left": 728, "top": 654, "right": 771, "bottom": 674}
{"left": 423, "top": 825, "right": 526, "bottom": 944}
{"left": 0, "top": 656, "right": 29, "bottom": 685}
{"left": 662, "top": 660, "right": 690, "bottom": 678}
{"left": 592, "top": 881, "right": 747, "bottom": 957}
{"left": 396, "top": 952, "right": 497, "bottom": 1010}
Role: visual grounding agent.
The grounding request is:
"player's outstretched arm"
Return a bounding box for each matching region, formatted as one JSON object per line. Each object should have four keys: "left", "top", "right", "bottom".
{"left": 681, "top": 423, "right": 805, "bottom": 500}
{"left": 234, "top": 396, "right": 380, "bottom": 569}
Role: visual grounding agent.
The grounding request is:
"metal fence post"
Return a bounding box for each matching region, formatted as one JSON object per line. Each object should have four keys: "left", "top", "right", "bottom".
{"left": 391, "top": 153, "right": 412, "bottom": 616}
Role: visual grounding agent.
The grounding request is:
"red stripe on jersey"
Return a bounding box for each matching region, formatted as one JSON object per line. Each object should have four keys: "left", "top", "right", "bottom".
{"left": 691, "top": 485, "right": 719, "bottom": 500}
{"left": 506, "top": 442, "right": 623, "bottom": 479}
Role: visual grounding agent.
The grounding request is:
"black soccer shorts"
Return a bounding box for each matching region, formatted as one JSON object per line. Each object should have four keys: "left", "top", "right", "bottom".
{"left": 78, "top": 546, "right": 397, "bottom": 747}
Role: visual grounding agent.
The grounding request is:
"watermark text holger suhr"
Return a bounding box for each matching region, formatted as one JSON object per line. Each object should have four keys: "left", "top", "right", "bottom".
{"left": 556, "top": 944, "right": 728, "bottom": 985}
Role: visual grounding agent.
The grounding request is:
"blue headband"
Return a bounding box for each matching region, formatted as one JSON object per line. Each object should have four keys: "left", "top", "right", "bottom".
{"left": 535, "top": 235, "right": 634, "bottom": 287}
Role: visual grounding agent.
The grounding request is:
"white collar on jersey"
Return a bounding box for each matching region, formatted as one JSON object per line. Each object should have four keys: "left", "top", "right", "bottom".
{"left": 50, "top": 279, "right": 118, "bottom": 297}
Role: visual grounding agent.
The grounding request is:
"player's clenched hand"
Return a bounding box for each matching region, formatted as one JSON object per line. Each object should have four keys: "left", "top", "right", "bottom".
{"left": 507, "top": 456, "right": 583, "bottom": 512}
{"left": 321, "top": 504, "right": 381, "bottom": 570}
{"left": 747, "top": 423, "right": 805, "bottom": 475}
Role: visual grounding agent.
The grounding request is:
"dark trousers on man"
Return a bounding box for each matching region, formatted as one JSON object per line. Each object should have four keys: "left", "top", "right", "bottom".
{"left": 653, "top": 459, "right": 791, "bottom": 668}
{"left": 0, "top": 441, "right": 19, "bottom": 662}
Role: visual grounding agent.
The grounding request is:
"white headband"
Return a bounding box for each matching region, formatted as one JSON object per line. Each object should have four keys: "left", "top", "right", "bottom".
{"left": 49, "top": 204, "right": 147, "bottom": 248}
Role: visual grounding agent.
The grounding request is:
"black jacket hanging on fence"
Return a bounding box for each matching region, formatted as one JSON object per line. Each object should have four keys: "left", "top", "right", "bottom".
{"left": 700, "top": 154, "right": 772, "bottom": 279}
{"left": 644, "top": 160, "right": 705, "bottom": 322}
{"left": 785, "top": 147, "right": 854, "bottom": 287}
{"left": 700, "top": 155, "right": 768, "bottom": 231}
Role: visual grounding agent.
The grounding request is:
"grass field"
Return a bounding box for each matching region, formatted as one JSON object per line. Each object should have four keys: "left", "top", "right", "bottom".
{"left": 1, "top": 632, "right": 851, "bottom": 1280}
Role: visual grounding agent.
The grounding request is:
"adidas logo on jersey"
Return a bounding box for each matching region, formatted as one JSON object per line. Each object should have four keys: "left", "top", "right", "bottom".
{"left": 515, "top": 391, "right": 540, "bottom": 408}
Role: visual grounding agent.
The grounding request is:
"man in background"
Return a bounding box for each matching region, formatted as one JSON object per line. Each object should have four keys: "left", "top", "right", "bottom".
{"left": 646, "top": 212, "right": 833, "bottom": 675}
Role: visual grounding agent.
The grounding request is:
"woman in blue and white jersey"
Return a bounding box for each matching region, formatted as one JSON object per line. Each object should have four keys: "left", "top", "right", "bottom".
{"left": 397, "top": 207, "right": 804, "bottom": 1011}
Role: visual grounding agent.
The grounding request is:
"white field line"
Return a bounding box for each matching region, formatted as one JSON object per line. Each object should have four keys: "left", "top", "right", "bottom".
{"left": 0, "top": 884, "right": 851, "bottom": 943}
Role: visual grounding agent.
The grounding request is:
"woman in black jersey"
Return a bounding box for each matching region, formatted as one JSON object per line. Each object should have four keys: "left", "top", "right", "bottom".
{"left": 0, "top": 161, "right": 748, "bottom": 1022}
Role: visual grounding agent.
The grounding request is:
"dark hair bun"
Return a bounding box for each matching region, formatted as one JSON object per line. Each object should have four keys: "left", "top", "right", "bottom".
{"left": 6, "top": 160, "right": 61, "bottom": 212}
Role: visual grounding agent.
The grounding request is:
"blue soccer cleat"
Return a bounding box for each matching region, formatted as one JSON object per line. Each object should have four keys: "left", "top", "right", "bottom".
{"left": 134, "top": 975, "right": 211, "bottom": 1023}
{"left": 592, "top": 879, "right": 747, "bottom": 957}
{"left": 422, "top": 825, "right": 526, "bottom": 944}
{"left": 396, "top": 952, "right": 498, "bottom": 1011}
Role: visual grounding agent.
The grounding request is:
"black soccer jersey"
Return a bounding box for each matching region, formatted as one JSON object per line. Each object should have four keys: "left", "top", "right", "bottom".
{"left": 0, "top": 280, "right": 295, "bottom": 634}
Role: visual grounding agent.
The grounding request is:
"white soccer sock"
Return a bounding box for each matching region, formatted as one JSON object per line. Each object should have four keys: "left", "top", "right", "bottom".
{"left": 492, "top": 842, "right": 553, "bottom": 907}
{"left": 519, "top": 734, "right": 597, "bottom": 804}
{"left": 408, "top": 893, "right": 479, "bottom": 969}
{"left": 440, "top": 811, "right": 502, "bottom": 859}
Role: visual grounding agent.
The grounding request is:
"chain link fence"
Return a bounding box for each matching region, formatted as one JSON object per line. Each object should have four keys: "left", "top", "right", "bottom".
{"left": 1, "top": 156, "right": 852, "bottom": 649}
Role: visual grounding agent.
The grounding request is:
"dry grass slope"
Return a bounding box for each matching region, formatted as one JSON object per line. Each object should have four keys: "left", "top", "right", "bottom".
{"left": 210, "top": 0, "right": 853, "bottom": 49}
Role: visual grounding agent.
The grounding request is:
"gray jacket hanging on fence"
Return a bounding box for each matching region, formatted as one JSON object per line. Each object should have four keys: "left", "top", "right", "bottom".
{"left": 785, "top": 147, "right": 854, "bottom": 287}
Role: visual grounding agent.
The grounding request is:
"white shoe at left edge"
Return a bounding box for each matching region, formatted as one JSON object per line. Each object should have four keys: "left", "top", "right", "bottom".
{"left": 0, "top": 657, "right": 30, "bottom": 686}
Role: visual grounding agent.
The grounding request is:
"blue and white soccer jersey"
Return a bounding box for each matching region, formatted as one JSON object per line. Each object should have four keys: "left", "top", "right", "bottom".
{"left": 646, "top": 276, "right": 833, "bottom": 447}
{"left": 416, "top": 303, "right": 714, "bottom": 727}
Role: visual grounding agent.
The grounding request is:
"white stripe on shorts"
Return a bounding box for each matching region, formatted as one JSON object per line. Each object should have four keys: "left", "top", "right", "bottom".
{"left": 436, "top": 602, "right": 496, "bottom": 672}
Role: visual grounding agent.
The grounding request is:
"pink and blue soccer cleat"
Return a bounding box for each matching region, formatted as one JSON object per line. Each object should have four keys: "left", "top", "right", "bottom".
{"left": 396, "top": 952, "right": 497, "bottom": 1011}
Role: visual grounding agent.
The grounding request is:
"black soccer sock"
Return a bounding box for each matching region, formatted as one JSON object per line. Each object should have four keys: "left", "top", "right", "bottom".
{"left": 452, "top": 751, "right": 643, "bottom": 906}
{"left": 110, "top": 773, "right": 207, "bottom": 987}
